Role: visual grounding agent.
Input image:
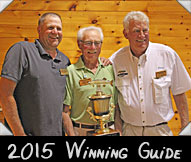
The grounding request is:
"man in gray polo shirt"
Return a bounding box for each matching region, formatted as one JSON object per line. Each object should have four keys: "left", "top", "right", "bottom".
{"left": 0, "top": 13, "right": 70, "bottom": 136}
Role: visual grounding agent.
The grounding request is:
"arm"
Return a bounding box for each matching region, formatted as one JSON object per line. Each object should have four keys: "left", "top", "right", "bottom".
{"left": 62, "top": 104, "right": 75, "bottom": 136}
{"left": 0, "top": 77, "right": 26, "bottom": 136}
{"left": 114, "top": 104, "right": 123, "bottom": 134}
{"left": 173, "top": 93, "right": 189, "bottom": 129}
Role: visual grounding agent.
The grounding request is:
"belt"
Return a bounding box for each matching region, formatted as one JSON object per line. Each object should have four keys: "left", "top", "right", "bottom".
{"left": 144, "top": 122, "right": 168, "bottom": 127}
{"left": 72, "top": 121, "right": 114, "bottom": 129}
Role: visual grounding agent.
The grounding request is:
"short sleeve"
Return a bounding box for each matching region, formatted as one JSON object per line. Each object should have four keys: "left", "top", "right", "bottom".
{"left": 1, "top": 43, "right": 27, "bottom": 83}
{"left": 171, "top": 52, "right": 191, "bottom": 95}
{"left": 63, "top": 67, "right": 73, "bottom": 106}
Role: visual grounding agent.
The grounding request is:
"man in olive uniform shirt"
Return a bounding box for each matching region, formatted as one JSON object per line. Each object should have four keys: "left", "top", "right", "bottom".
{"left": 63, "top": 26, "right": 117, "bottom": 136}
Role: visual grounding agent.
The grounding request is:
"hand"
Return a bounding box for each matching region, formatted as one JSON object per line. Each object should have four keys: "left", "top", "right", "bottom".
{"left": 100, "top": 57, "right": 112, "bottom": 66}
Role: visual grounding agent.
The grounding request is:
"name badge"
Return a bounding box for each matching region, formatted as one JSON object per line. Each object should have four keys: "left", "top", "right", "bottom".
{"left": 155, "top": 70, "right": 166, "bottom": 79}
{"left": 79, "top": 78, "right": 92, "bottom": 86}
{"left": 60, "top": 69, "right": 68, "bottom": 76}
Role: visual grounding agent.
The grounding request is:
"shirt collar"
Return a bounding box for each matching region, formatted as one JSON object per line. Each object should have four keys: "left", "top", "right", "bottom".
{"left": 35, "top": 39, "right": 47, "bottom": 55}
{"left": 129, "top": 42, "right": 150, "bottom": 62}
{"left": 35, "top": 39, "right": 62, "bottom": 62}
{"left": 74, "top": 55, "right": 103, "bottom": 70}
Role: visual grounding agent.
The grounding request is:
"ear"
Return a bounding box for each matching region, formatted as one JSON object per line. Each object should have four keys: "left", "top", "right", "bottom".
{"left": 37, "top": 26, "right": 40, "bottom": 34}
{"left": 77, "top": 40, "right": 82, "bottom": 49}
{"left": 123, "top": 29, "right": 128, "bottom": 39}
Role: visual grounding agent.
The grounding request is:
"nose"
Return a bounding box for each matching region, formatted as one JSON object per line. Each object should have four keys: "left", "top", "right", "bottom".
{"left": 52, "top": 27, "right": 58, "bottom": 34}
{"left": 139, "top": 30, "right": 145, "bottom": 37}
{"left": 89, "top": 42, "right": 96, "bottom": 49}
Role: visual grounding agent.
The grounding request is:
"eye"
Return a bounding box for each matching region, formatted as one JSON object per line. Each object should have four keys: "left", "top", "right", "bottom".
{"left": 94, "top": 41, "right": 102, "bottom": 46}
{"left": 143, "top": 29, "right": 149, "bottom": 33}
{"left": 84, "top": 41, "right": 92, "bottom": 46}
{"left": 134, "top": 29, "right": 140, "bottom": 33}
{"left": 48, "top": 26, "right": 54, "bottom": 30}
{"left": 57, "top": 27, "right": 62, "bottom": 31}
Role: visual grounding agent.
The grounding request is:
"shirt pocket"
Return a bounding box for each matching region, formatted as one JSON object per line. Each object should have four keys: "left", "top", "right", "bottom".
{"left": 115, "top": 75, "right": 130, "bottom": 104}
{"left": 152, "top": 76, "right": 171, "bottom": 104}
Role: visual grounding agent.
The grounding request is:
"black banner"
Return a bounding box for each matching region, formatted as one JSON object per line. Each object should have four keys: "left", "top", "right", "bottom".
{"left": 0, "top": 137, "right": 189, "bottom": 162}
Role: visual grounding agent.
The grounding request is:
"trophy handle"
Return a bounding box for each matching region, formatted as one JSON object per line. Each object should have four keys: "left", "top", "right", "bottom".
{"left": 107, "top": 103, "right": 115, "bottom": 120}
{"left": 110, "top": 103, "right": 115, "bottom": 112}
{"left": 87, "top": 107, "right": 97, "bottom": 122}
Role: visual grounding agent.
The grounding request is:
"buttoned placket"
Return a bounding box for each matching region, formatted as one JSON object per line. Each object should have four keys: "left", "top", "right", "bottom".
{"left": 51, "top": 59, "right": 57, "bottom": 69}
{"left": 51, "top": 54, "right": 62, "bottom": 69}
{"left": 137, "top": 55, "right": 147, "bottom": 126}
{"left": 84, "top": 63, "right": 101, "bottom": 80}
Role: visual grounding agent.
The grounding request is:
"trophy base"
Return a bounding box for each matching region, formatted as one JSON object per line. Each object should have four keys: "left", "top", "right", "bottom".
{"left": 87, "top": 129, "right": 120, "bottom": 136}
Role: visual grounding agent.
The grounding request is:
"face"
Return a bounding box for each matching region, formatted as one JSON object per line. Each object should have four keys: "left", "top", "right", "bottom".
{"left": 38, "top": 15, "right": 62, "bottom": 51}
{"left": 124, "top": 20, "right": 149, "bottom": 57}
{"left": 78, "top": 30, "right": 102, "bottom": 63}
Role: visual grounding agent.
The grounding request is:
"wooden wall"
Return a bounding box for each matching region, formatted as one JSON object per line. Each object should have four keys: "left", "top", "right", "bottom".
{"left": 0, "top": 0, "right": 190, "bottom": 135}
{"left": 0, "top": 108, "right": 3, "bottom": 124}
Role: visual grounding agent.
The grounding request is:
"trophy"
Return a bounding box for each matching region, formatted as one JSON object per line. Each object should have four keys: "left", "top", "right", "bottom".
{"left": 86, "top": 79, "right": 119, "bottom": 136}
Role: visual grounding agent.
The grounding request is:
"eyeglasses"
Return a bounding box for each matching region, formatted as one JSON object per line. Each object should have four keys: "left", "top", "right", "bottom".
{"left": 80, "top": 40, "right": 102, "bottom": 47}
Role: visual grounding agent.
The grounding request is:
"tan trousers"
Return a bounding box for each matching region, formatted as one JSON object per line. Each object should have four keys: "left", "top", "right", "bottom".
{"left": 122, "top": 123, "right": 173, "bottom": 136}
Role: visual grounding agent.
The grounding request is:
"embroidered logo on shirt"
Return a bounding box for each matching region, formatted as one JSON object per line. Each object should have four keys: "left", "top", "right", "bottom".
{"left": 117, "top": 70, "right": 128, "bottom": 77}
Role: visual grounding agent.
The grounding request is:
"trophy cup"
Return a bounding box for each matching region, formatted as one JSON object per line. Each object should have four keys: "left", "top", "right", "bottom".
{"left": 86, "top": 79, "right": 120, "bottom": 136}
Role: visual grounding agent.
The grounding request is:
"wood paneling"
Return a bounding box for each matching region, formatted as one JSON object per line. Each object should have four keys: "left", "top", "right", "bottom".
{"left": 0, "top": 109, "right": 4, "bottom": 124}
{"left": 0, "top": 0, "right": 190, "bottom": 136}
{"left": 169, "top": 95, "right": 191, "bottom": 136}
{"left": 6, "top": 0, "right": 183, "bottom": 12}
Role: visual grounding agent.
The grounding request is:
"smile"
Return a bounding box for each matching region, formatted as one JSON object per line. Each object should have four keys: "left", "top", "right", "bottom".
{"left": 136, "top": 39, "right": 145, "bottom": 42}
{"left": 87, "top": 51, "right": 97, "bottom": 54}
{"left": 49, "top": 35, "right": 59, "bottom": 39}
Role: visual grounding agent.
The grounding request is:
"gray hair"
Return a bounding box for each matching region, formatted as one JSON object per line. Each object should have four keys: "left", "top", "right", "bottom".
{"left": 38, "top": 12, "right": 62, "bottom": 26}
{"left": 123, "top": 11, "right": 149, "bottom": 30}
{"left": 77, "top": 26, "right": 104, "bottom": 41}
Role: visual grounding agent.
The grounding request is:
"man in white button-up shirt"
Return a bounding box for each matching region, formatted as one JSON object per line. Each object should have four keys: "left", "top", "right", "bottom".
{"left": 110, "top": 11, "right": 191, "bottom": 136}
